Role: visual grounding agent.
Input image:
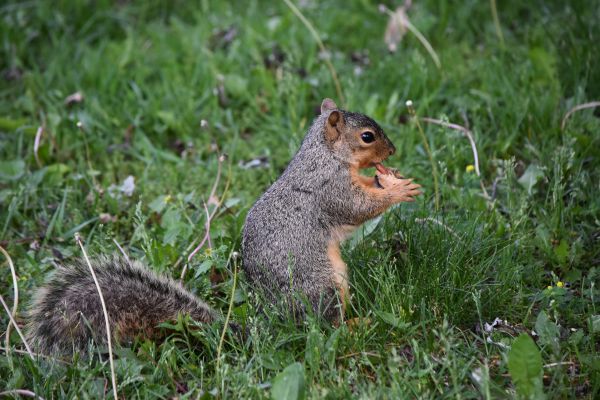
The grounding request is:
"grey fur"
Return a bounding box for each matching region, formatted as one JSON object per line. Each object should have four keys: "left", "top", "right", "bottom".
{"left": 27, "top": 255, "right": 217, "bottom": 354}
{"left": 242, "top": 107, "right": 395, "bottom": 323}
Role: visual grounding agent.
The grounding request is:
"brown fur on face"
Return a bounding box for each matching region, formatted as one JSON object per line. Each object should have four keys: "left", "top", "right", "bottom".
{"left": 322, "top": 101, "right": 396, "bottom": 170}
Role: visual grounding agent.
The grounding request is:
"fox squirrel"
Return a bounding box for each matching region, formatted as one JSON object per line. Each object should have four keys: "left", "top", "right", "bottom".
{"left": 26, "top": 98, "right": 420, "bottom": 353}
{"left": 27, "top": 255, "right": 219, "bottom": 354}
{"left": 242, "top": 98, "right": 421, "bottom": 323}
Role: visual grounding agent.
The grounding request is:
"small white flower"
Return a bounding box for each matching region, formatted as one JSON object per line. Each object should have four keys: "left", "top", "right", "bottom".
{"left": 405, "top": 100, "right": 413, "bottom": 108}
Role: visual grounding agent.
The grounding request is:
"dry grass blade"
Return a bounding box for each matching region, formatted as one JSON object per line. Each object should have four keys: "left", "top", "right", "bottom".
{"left": 490, "top": 0, "right": 505, "bottom": 47}
{"left": 282, "top": 0, "right": 345, "bottom": 105}
{"left": 0, "top": 389, "right": 45, "bottom": 400}
{"left": 0, "top": 346, "right": 70, "bottom": 364}
{"left": 33, "top": 126, "right": 44, "bottom": 168}
{"left": 421, "top": 116, "right": 490, "bottom": 199}
{"left": 112, "top": 238, "right": 132, "bottom": 267}
{"left": 403, "top": 19, "right": 441, "bottom": 69}
{"left": 561, "top": 101, "right": 600, "bottom": 130}
{"left": 0, "top": 294, "right": 33, "bottom": 360}
{"left": 415, "top": 217, "right": 459, "bottom": 240}
{"left": 181, "top": 155, "right": 232, "bottom": 280}
{"left": 216, "top": 251, "right": 238, "bottom": 371}
{"left": 75, "top": 233, "right": 118, "bottom": 400}
{"left": 382, "top": 2, "right": 441, "bottom": 69}
{"left": 0, "top": 245, "right": 19, "bottom": 354}
{"left": 420, "top": 117, "right": 481, "bottom": 176}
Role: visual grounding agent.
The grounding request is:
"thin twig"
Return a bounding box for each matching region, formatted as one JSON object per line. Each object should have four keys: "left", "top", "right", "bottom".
{"left": 33, "top": 126, "right": 44, "bottom": 168}
{"left": 0, "top": 389, "right": 45, "bottom": 400}
{"left": 216, "top": 252, "right": 238, "bottom": 370}
{"left": 75, "top": 233, "right": 118, "bottom": 400}
{"left": 0, "top": 295, "right": 33, "bottom": 360}
{"left": 282, "top": 0, "right": 345, "bottom": 105}
{"left": 0, "top": 245, "right": 19, "bottom": 354}
{"left": 561, "top": 101, "right": 600, "bottom": 130}
{"left": 489, "top": 0, "right": 505, "bottom": 47}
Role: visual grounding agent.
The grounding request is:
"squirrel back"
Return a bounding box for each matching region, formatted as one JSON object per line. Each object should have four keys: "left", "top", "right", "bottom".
{"left": 27, "top": 255, "right": 217, "bottom": 354}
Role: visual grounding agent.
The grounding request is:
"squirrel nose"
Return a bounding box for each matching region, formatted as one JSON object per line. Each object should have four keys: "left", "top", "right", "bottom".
{"left": 389, "top": 144, "right": 396, "bottom": 155}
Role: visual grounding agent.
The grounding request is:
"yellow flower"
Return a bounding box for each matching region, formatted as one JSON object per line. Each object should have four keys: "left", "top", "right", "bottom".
{"left": 164, "top": 194, "right": 173, "bottom": 203}
{"left": 466, "top": 164, "right": 475, "bottom": 173}
{"left": 556, "top": 281, "right": 564, "bottom": 288}
{"left": 547, "top": 285, "right": 553, "bottom": 290}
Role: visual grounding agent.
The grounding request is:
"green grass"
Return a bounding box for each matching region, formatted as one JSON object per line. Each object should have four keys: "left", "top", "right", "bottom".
{"left": 1, "top": 0, "right": 599, "bottom": 398}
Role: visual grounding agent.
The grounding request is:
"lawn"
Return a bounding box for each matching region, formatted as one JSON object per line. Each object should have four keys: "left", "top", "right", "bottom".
{"left": 1, "top": 0, "right": 599, "bottom": 398}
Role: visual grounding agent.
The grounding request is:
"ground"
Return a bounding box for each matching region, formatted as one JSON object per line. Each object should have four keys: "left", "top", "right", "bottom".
{"left": 0, "top": 0, "right": 599, "bottom": 398}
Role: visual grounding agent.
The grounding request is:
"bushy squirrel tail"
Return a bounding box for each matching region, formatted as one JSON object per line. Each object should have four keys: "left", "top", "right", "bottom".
{"left": 27, "top": 255, "right": 218, "bottom": 354}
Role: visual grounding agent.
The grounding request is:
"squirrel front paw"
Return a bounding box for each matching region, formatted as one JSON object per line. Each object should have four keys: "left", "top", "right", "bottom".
{"left": 376, "top": 173, "right": 422, "bottom": 202}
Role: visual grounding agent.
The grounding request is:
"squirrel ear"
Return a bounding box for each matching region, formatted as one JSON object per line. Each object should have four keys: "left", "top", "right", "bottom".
{"left": 320, "top": 98, "right": 338, "bottom": 114}
{"left": 325, "top": 110, "right": 343, "bottom": 143}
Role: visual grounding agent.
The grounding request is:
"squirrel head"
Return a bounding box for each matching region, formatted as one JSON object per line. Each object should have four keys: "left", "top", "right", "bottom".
{"left": 320, "top": 98, "right": 396, "bottom": 170}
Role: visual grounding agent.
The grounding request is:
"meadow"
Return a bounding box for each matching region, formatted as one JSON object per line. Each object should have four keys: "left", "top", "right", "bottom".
{"left": 0, "top": 0, "right": 598, "bottom": 398}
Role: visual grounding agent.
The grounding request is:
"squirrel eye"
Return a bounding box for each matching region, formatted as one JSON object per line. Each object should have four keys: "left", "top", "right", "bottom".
{"left": 361, "top": 131, "right": 375, "bottom": 143}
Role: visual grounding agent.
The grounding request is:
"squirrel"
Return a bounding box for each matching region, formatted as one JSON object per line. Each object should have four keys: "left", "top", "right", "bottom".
{"left": 25, "top": 98, "right": 420, "bottom": 353}
{"left": 242, "top": 98, "right": 421, "bottom": 324}
{"left": 26, "top": 255, "right": 221, "bottom": 354}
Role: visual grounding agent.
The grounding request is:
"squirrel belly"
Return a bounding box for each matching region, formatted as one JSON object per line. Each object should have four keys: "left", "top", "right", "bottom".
{"left": 242, "top": 98, "right": 422, "bottom": 324}
{"left": 26, "top": 255, "right": 218, "bottom": 354}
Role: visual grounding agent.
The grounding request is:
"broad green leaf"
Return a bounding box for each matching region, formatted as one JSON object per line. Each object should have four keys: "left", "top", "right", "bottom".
{"left": 591, "top": 315, "right": 600, "bottom": 333}
{"left": 375, "top": 310, "right": 411, "bottom": 329}
{"left": 0, "top": 159, "right": 25, "bottom": 181}
{"left": 193, "top": 260, "right": 213, "bottom": 278}
{"left": 149, "top": 195, "right": 169, "bottom": 214}
{"left": 271, "top": 362, "right": 305, "bottom": 400}
{"left": 553, "top": 240, "right": 569, "bottom": 265}
{"left": 535, "top": 311, "right": 560, "bottom": 353}
{"left": 0, "top": 116, "right": 28, "bottom": 131}
{"left": 304, "top": 328, "right": 323, "bottom": 371}
{"left": 224, "top": 74, "right": 248, "bottom": 97}
{"left": 518, "top": 164, "right": 544, "bottom": 194}
{"left": 348, "top": 215, "right": 382, "bottom": 249}
{"left": 508, "top": 334, "right": 544, "bottom": 399}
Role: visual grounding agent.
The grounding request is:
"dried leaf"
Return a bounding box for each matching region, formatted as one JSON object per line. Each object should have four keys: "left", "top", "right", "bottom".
{"left": 239, "top": 156, "right": 270, "bottom": 169}
{"left": 384, "top": 4, "right": 410, "bottom": 53}
{"left": 120, "top": 175, "right": 135, "bottom": 197}
{"left": 64, "top": 91, "right": 84, "bottom": 106}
